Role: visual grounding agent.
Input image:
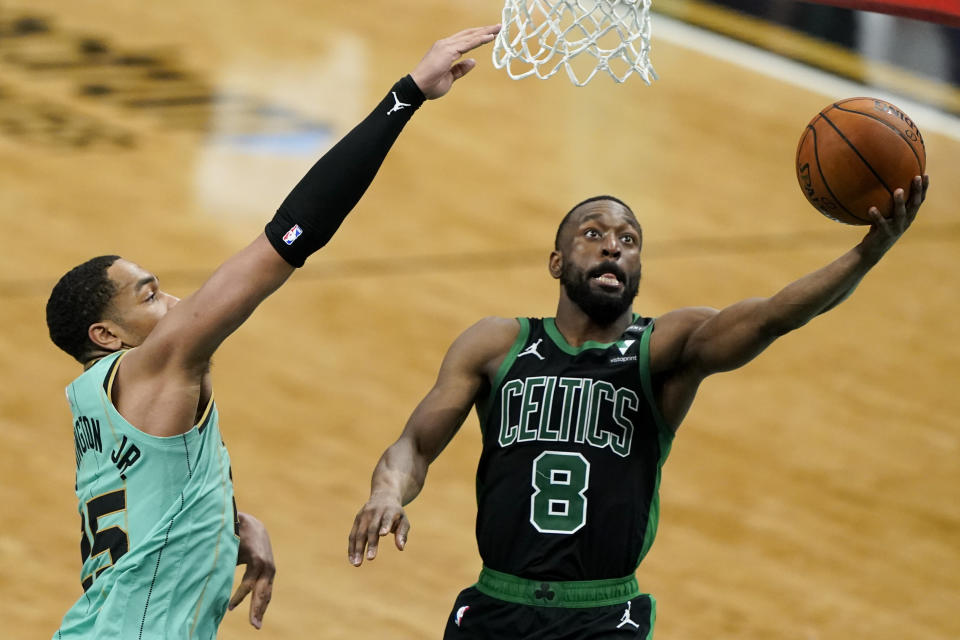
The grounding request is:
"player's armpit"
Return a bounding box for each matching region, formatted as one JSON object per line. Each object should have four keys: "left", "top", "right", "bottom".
{"left": 110, "top": 235, "right": 293, "bottom": 435}
{"left": 649, "top": 303, "right": 785, "bottom": 429}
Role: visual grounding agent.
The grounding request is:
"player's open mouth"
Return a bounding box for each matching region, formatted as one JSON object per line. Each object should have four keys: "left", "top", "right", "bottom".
{"left": 592, "top": 273, "right": 623, "bottom": 290}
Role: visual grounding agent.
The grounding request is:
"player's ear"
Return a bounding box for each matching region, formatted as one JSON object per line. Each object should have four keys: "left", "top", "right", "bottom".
{"left": 549, "top": 250, "right": 563, "bottom": 280}
{"left": 88, "top": 321, "right": 124, "bottom": 352}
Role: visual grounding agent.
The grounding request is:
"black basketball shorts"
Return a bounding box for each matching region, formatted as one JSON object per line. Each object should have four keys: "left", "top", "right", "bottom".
{"left": 442, "top": 586, "right": 655, "bottom": 639}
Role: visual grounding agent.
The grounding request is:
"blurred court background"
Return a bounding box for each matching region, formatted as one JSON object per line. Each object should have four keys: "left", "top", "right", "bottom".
{"left": 1, "top": 1, "right": 957, "bottom": 638}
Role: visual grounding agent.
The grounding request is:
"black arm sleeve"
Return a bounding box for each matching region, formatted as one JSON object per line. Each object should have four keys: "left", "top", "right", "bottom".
{"left": 264, "top": 74, "right": 426, "bottom": 267}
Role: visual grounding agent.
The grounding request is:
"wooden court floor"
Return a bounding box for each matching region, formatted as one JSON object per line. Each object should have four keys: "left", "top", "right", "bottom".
{"left": 1, "top": 1, "right": 957, "bottom": 638}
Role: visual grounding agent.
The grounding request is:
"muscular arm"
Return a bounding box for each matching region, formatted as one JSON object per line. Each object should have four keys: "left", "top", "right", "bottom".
{"left": 653, "top": 176, "right": 927, "bottom": 428}
{"left": 348, "top": 317, "right": 519, "bottom": 566}
{"left": 126, "top": 235, "right": 294, "bottom": 370}
{"left": 113, "top": 26, "right": 501, "bottom": 436}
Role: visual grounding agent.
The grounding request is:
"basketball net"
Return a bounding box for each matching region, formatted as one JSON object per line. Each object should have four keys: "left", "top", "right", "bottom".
{"left": 492, "top": 0, "right": 657, "bottom": 86}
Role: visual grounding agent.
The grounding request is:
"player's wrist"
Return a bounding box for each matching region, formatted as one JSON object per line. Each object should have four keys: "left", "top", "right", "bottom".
{"left": 369, "top": 485, "right": 404, "bottom": 504}
{"left": 398, "top": 74, "right": 427, "bottom": 106}
{"left": 853, "top": 239, "right": 888, "bottom": 268}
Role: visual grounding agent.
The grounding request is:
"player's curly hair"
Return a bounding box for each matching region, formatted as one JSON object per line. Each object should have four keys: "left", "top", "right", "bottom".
{"left": 554, "top": 195, "right": 639, "bottom": 250}
{"left": 46, "top": 255, "right": 121, "bottom": 364}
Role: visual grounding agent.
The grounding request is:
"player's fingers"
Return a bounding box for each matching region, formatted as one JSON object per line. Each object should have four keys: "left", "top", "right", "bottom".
{"left": 921, "top": 174, "right": 930, "bottom": 202}
{"left": 249, "top": 572, "right": 275, "bottom": 629}
{"left": 892, "top": 187, "right": 908, "bottom": 229}
{"left": 909, "top": 175, "right": 923, "bottom": 207}
{"left": 457, "top": 31, "right": 499, "bottom": 54}
{"left": 348, "top": 510, "right": 372, "bottom": 566}
{"left": 448, "top": 25, "right": 500, "bottom": 55}
{"left": 874, "top": 208, "right": 895, "bottom": 236}
{"left": 433, "top": 26, "right": 496, "bottom": 61}
{"left": 906, "top": 176, "right": 923, "bottom": 224}
{"left": 450, "top": 59, "right": 476, "bottom": 81}
{"left": 892, "top": 187, "right": 904, "bottom": 210}
{"left": 449, "top": 24, "right": 501, "bottom": 44}
{"left": 467, "top": 23, "right": 502, "bottom": 36}
{"left": 395, "top": 515, "right": 411, "bottom": 550}
{"left": 906, "top": 176, "right": 919, "bottom": 201}
{"left": 228, "top": 569, "right": 255, "bottom": 610}
{"left": 365, "top": 517, "right": 384, "bottom": 561}
{"left": 367, "top": 507, "right": 404, "bottom": 560}
{"left": 348, "top": 513, "right": 362, "bottom": 561}
{"left": 378, "top": 509, "right": 403, "bottom": 536}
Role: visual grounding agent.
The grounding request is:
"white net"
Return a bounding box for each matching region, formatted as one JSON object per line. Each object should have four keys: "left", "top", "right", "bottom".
{"left": 492, "top": 0, "right": 656, "bottom": 87}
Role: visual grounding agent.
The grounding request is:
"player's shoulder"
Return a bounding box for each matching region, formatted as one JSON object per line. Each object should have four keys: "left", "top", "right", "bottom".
{"left": 459, "top": 316, "right": 522, "bottom": 345}
{"left": 655, "top": 306, "right": 718, "bottom": 332}
{"left": 447, "top": 316, "right": 522, "bottom": 364}
{"left": 649, "top": 307, "right": 719, "bottom": 369}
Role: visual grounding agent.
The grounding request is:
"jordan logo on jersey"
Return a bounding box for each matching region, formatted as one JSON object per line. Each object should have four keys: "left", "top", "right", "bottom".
{"left": 617, "top": 600, "right": 640, "bottom": 629}
{"left": 517, "top": 338, "right": 545, "bottom": 360}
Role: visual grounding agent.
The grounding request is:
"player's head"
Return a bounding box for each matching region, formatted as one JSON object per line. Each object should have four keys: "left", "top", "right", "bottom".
{"left": 46, "top": 256, "right": 178, "bottom": 364}
{"left": 550, "top": 195, "right": 642, "bottom": 325}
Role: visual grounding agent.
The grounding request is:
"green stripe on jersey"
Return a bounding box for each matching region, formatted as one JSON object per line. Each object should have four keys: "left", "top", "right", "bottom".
{"left": 477, "top": 317, "right": 530, "bottom": 434}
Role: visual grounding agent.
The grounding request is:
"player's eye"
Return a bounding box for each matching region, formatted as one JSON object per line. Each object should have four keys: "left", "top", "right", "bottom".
{"left": 584, "top": 228, "right": 600, "bottom": 238}
{"left": 621, "top": 234, "right": 635, "bottom": 244}
{"left": 145, "top": 291, "right": 156, "bottom": 302}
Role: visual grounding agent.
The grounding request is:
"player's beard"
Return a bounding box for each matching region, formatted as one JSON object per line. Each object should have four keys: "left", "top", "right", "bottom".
{"left": 561, "top": 260, "right": 640, "bottom": 325}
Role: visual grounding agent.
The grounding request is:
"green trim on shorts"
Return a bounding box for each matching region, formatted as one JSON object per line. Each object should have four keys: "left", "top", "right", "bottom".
{"left": 475, "top": 566, "right": 641, "bottom": 608}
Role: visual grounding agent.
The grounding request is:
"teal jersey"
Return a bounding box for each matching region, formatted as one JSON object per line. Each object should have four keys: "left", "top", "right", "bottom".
{"left": 54, "top": 351, "right": 240, "bottom": 640}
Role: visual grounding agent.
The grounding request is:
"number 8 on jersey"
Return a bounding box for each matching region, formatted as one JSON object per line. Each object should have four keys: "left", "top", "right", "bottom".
{"left": 530, "top": 451, "right": 590, "bottom": 534}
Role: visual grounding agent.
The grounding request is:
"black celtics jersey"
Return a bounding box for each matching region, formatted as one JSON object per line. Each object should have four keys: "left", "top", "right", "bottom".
{"left": 474, "top": 316, "right": 675, "bottom": 582}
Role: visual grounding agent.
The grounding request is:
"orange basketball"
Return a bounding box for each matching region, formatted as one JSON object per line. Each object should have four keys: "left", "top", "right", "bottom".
{"left": 795, "top": 97, "right": 925, "bottom": 225}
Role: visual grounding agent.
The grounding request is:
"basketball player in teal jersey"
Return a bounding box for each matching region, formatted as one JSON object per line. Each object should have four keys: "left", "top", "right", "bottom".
{"left": 44, "top": 25, "right": 501, "bottom": 639}
{"left": 349, "top": 176, "right": 929, "bottom": 639}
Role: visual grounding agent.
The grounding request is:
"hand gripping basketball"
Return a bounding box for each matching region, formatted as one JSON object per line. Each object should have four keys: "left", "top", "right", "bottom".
{"left": 861, "top": 174, "right": 929, "bottom": 258}
{"left": 796, "top": 97, "right": 926, "bottom": 224}
{"left": 410, "top": 25, "right": 501, "bottom": 99}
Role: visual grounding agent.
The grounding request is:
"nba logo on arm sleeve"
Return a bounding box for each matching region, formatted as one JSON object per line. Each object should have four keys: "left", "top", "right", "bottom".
{"left": 282, "top": 225, "right": 303, "bottom": 245}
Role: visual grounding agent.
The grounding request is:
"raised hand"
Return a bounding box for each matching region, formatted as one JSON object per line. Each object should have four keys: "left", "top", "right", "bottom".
{"left": 863, "top": 174, "right": 929, "bottom": 257}
{"left": 410, "top": 24, "right": 501, "bottom": 99}
{"left": 348, "top": 493, "right": 410, "bottom": 566}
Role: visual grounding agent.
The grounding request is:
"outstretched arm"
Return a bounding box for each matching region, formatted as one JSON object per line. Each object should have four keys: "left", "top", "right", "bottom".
{"left": 157, "top": 26, "right": 503, "bottom": 364}
{"left": 161, "top": 24, "right": 501, "bottom": 366}
{"left": 115, "top": 26, "right": 500, "bottom": 435}
{"left": 654, "top": 176, "right": 928, "bottom": 426}
{"left": 347, "top": 317, "right": 518, "bottom": 566}
{"left": 265, "top": 25, "right": 502, "bottom": 268}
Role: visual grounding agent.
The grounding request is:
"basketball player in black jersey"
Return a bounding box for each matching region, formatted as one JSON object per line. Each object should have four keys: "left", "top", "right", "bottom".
{"left": 348, "top": 176, "right": 928, "bottom": 639}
